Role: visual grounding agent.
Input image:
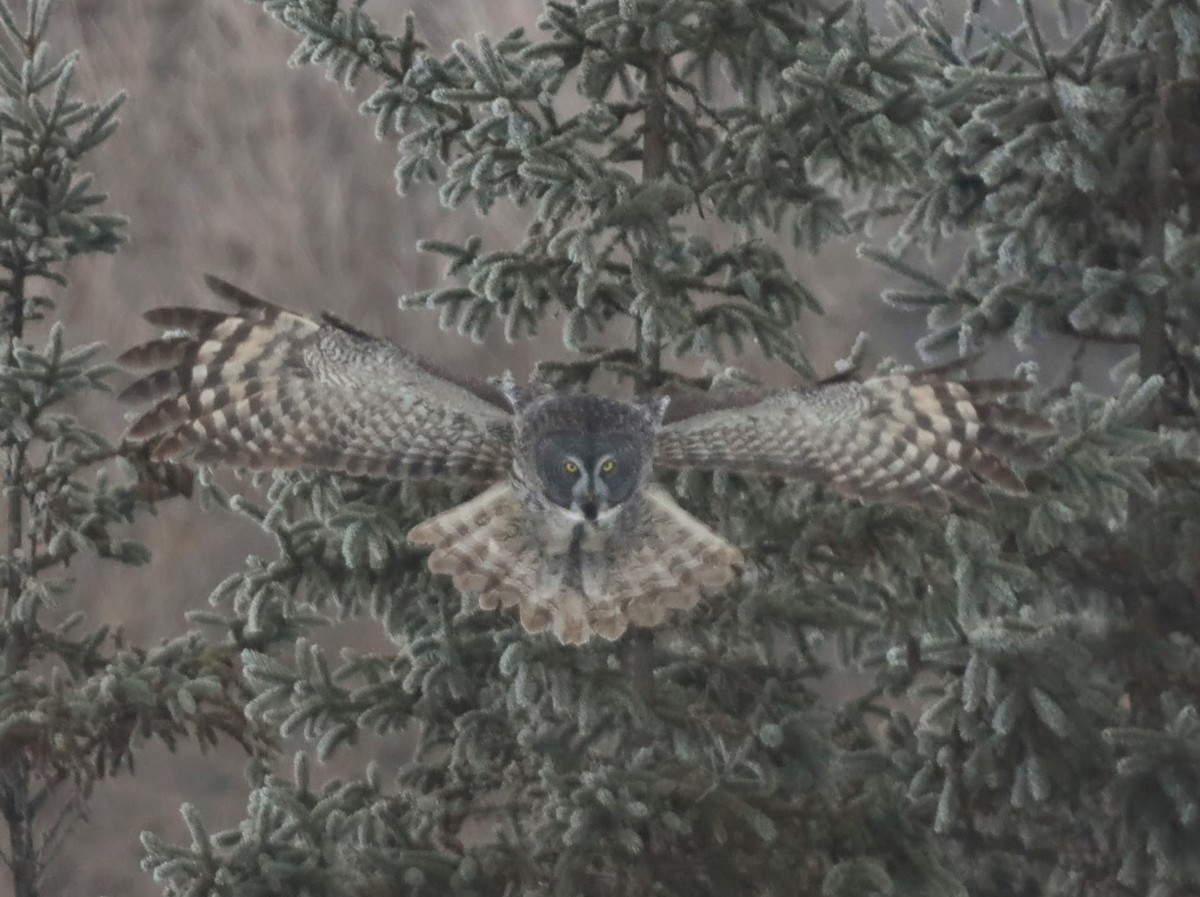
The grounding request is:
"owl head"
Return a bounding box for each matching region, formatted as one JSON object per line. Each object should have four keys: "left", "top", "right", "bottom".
{"left": 515, "top": 393, "right": 669, "bottom": 522}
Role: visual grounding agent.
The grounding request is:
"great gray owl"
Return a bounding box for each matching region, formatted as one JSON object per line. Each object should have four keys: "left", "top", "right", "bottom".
{"left": 119, "top": 276, "right": 1049, "bottom": 644}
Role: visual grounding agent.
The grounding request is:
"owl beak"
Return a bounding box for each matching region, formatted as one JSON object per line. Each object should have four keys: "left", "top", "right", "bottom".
{"left": 580, "top": 494, "right": 599, "bottom": 521}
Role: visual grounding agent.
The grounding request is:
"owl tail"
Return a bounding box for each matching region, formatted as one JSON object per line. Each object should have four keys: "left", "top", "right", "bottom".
{"left": 407, "top": 484, "right": 743, "bottom": 645}
{"left": 606, "top": 487, "right": 744, "bottom": 634}
{"left": 406, "top": 484, "right": 596, "bottom": 643}
{"left": 407, "top": 481, "right": 537, "bottom": 609}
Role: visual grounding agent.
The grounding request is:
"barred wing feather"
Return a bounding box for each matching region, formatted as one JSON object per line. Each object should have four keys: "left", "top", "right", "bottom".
{"left": 655, "top": 375, "right": 1050, "bottom": 510}
{"left": 118, "top": 275, "right": 514, "bottom": 482}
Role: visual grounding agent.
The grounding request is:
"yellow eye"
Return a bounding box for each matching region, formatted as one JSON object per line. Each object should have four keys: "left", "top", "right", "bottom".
{"left": 564, "top": 461, "right": 579, "bottom": 475}
{"left": 600, "top": 459, "right": 616, "bottom": 474}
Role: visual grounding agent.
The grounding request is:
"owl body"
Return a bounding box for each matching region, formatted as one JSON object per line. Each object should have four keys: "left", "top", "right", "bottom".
{"left": 411, "top": 392, "right": 733, "bottom": 643}
{"left": 120, "top": 276, "right": 1050, "bottom": 644}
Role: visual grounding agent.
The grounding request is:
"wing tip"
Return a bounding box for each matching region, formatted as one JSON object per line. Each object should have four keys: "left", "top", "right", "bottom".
{"left": 203, "top": 273, "right": 281, "bottom": 314}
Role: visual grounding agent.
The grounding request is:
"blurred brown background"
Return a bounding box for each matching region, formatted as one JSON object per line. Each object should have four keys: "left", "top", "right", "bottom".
{"left": 28, "top": 2, "right": 1045, "bottom": 895}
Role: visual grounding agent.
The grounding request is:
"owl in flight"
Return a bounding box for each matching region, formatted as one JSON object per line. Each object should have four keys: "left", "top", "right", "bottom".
{"left": 119, "top": 276, "right": 1048, "bottom": 644}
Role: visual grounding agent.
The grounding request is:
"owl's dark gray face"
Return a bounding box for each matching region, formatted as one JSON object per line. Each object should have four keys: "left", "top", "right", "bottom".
{"left": 515, "top": 393, "right": 666, "bottom": 523}
{"left": 535, "top": 432, "right": 642, "bottom": 520}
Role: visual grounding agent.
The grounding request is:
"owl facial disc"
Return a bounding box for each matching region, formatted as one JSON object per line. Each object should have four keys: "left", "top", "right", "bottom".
{"left": 538, "top": 430, "right": 638, "bottom": 522}
{"left": 563, "top": 453, "right": 623, "bottom": 522}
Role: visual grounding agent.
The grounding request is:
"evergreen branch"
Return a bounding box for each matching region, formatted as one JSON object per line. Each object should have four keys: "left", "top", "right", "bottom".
{"left": 960, "top": 0, "right": 984, "bottom": 52}
{"left": 942, "top": 825, "right": 1061, "bottom": 865}
{"left": 1139, "top": 27, "right": 1174, "bottom": 388}
{"left": 1, "top": 262, "right": 35, "bottom": 897}
{"left": 636, "top": 45, "right": 669, "bottom": 394}
{"left": 622, "top": 42, "right": 676, "bottom": 708}
{"left": 0, "top": 638, "right": 272, "bottom": 769}
{"left": 974, "top": 21, "right": 1040, "bottom": 69}
{"left": 1017, "top": 0, "right": 1054, "bottom": 78}
{"left": 1062, "top": 324, "right": 1139, "bottom": 345}
{"left": 3, "top": 268, "right": 25, "bottom": 620}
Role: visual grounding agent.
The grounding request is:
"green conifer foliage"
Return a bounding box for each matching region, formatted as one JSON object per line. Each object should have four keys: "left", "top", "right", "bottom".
{"left": 0, "top": 3, "right": 270, "bottom": 896}
{"left": 142, "top": 2, "right": 1197, "bottom": 896}
{"left": 864, "top": 4, "right": 1200, "bottom": 895}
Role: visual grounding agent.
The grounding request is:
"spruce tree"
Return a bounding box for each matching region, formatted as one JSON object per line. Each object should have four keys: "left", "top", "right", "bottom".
{"left": 140, "top": 2, "right": 1197, "bottom": 896}
{"left": 0, "top": 3, "right": 270, "bottom": 896}
{"left": 863, "top": 3, "right": 1200, "bottom": 895}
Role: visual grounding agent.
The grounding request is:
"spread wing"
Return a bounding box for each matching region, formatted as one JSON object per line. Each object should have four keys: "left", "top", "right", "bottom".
{"left": 118, "top": 275, "right": 514, "bottom": 481}
{"left": 655, "top": 374, "right": 1050, "bottom": 510}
